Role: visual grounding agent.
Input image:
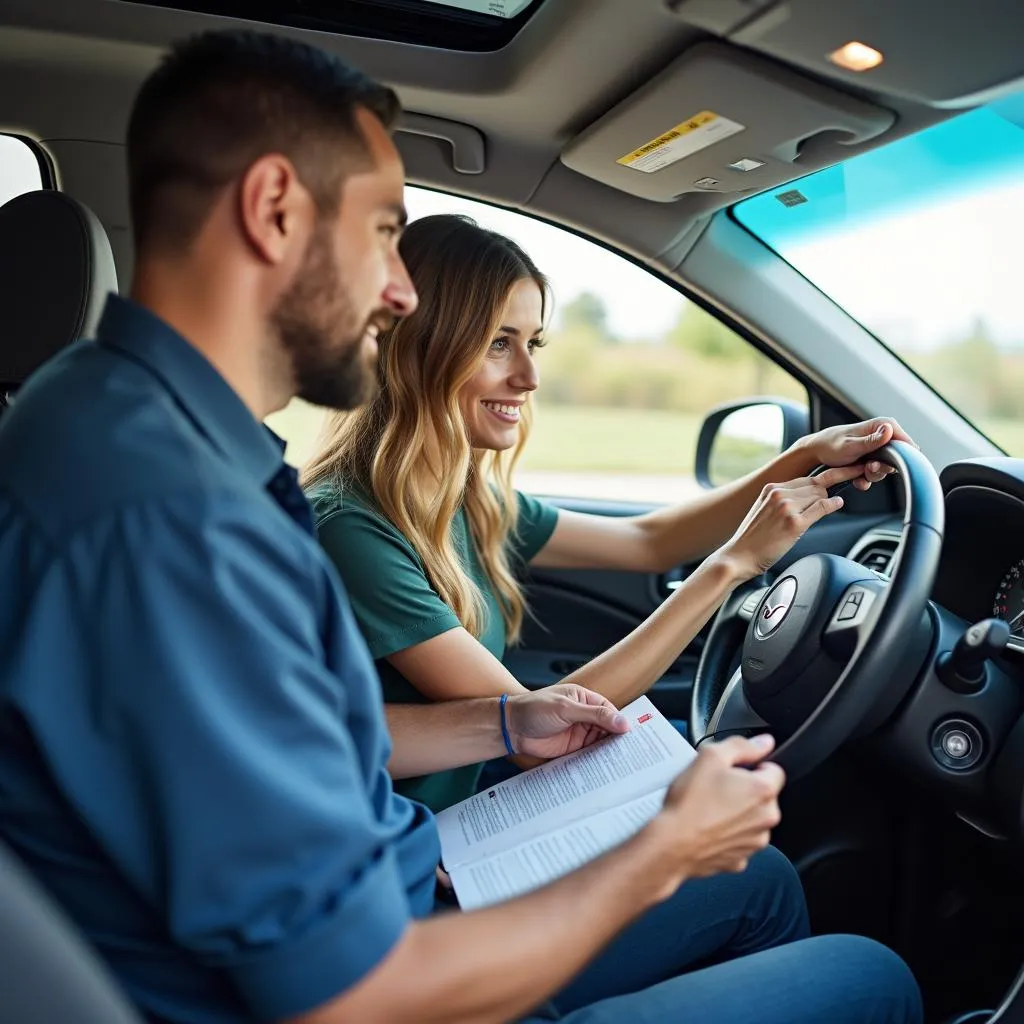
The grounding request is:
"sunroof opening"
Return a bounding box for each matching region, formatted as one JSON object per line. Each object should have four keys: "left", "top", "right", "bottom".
{"left": 421, "top": 0, "right": 534, "bottom": 16}
{"left": 119, "top": 0, "right": 546, "bottom": 50}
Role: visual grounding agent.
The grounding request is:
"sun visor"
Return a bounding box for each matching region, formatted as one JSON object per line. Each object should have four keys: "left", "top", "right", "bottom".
{"left": 560, "top": 43, "right": 894, "bottom": 203}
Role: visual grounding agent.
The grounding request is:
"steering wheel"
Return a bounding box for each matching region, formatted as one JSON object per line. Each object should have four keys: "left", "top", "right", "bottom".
{"left": 689, "top": 441, "right": 945, "bottom": 780}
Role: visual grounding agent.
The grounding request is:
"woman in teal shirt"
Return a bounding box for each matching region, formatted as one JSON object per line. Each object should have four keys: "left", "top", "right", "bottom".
{"left": 304, "top": 213, "right": 907, "bottom": 814}
{"left": 307, "top": 481, "right": 558, "bottom": 811}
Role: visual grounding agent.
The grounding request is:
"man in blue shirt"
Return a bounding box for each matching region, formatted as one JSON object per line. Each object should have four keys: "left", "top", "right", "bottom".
{"left": 0, "top": 29, "right": 921, "bottom": 1024}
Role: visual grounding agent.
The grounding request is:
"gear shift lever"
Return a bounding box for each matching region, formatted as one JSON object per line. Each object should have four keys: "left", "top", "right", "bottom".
{"left": 937, "top": 618, "right": 1010, "bottom": 694}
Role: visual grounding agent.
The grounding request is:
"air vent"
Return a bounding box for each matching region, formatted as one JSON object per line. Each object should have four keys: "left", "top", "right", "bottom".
{"left": 849, "top": 534, "right": 899, "bottom": 577}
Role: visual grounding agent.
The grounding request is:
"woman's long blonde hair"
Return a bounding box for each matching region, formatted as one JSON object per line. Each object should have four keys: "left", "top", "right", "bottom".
{"left": 302, "top": 214, "right": 548, "bottom": 644}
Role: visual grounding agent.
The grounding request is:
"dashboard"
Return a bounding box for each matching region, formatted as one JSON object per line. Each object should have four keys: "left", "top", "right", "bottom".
{"left": 933, "top": 460, "right": 1024, "bottom": 655}
{"left": 846, "top": 458, "right": 1024, "bottom": 655}
{"left": 819, "top": 458, "right": 1024, "bottom": 847}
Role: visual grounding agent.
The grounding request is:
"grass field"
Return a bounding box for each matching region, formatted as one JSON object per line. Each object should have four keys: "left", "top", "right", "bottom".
{"left": 266, "top": 399, "right": 1024, "bottom": 476}
{"left": 521, "top": 406, "right": 703, "bottom": 474}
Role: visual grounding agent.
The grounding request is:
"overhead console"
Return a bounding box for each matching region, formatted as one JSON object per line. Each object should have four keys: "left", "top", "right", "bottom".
{"left": 560, "top": 42, "right": 894, "bottom": 203}
{"left": 669, "top": 0, "right": 1024, "bottom": 107}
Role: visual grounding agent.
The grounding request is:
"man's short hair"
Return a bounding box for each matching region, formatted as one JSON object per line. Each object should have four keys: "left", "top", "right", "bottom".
{"left": 127, "top": 30, "right": 400, "bottom": 253}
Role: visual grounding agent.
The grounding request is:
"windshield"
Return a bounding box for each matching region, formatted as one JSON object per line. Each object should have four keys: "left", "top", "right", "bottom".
{"left": 734, "top": 93, "right": 1024, "bottom": 456}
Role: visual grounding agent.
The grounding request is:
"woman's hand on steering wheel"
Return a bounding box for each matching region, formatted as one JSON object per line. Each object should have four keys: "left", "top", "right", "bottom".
{"left": 795, "top": 417, "right": 917, "bottom": 491}
{"left": 719, "top": 465, "right": 869, "bottom": 581}
{"left": 693, "top": 440, "right": 943, "bottom": 779}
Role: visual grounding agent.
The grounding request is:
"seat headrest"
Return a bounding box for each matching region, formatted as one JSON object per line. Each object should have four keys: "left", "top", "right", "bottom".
{"left": 0, "top": 839, "right": 142, "bottom": 1023}
{"left": 0, "top": 190, "right": 118, "bottom": 391}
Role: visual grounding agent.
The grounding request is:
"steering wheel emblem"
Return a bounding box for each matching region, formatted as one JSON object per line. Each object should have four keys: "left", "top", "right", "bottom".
{"left": 755, "top": 576, "right": 798, "bottom": 639}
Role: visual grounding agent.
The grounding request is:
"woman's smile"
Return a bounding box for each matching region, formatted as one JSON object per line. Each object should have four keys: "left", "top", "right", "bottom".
{"left": 481, "top": 400, "right": 522, "bottom": 424}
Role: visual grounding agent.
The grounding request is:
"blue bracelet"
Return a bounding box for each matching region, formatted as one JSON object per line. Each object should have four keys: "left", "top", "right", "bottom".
{"left": 499, "top": 693, "right": 516, "bottom": 756}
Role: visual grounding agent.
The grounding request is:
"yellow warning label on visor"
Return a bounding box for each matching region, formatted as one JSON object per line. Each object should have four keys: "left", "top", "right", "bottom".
{"left": 617, "top": 111, "right": 746, "bottom": 174}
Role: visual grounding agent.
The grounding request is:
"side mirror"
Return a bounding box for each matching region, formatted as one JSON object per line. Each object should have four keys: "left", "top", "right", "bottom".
{"left": 695, "top": 398, "right": 809, "bottom": 488}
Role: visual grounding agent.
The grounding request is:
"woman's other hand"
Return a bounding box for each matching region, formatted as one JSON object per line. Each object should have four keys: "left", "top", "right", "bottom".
{"left": 718, "top": 465, "right": 867, "bottom": 580}
{"left": 796, "top": 417, "right": 916, "bottom": 491}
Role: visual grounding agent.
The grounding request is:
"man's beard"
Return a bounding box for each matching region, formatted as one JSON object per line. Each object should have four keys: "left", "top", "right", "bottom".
{"left": 270, "top": 222, "right": 382, "bottom": 411}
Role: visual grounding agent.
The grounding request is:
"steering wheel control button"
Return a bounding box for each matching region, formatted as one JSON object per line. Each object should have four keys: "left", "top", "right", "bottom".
{"left": 822, "top": 586, "right": 880, "bottom": 662}
{"left": 837, "top": 591, "right": 863, "bottom": 621}
{"left": 834, "top": 587, "right": 870, "bottom": 623}
{"left": 931, "top": 719, "right": 983, "bottom": 771}
{"left": 754, "top": 577, "right": 797, "bottom": 639}
{"left": 740, "top": 588, "right": 768, "bottom": 620}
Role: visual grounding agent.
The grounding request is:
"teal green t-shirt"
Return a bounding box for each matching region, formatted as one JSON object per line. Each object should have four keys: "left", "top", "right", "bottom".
{"left": 308, "top": 481, "right": 559, "bottom": 812}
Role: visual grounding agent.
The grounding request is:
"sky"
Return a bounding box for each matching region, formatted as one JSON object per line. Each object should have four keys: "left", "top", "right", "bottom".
{"left": 780, "top": 178, "right": 1024, "bottom": 352}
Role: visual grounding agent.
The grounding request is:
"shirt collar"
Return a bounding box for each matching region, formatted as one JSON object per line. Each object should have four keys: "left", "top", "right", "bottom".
{"left": 95, "top": 294, "right": 285, "bottom": 485}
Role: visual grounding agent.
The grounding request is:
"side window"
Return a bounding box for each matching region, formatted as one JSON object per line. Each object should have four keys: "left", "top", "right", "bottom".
{"left": 0, "top": 135, "right": 47, "bottom": 208}
{"left": 268, "top": 187, "right": 807, "bottom": 504}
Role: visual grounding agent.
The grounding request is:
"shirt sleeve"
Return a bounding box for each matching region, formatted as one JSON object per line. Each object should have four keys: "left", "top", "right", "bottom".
{"left": 316, "top": 502, "right": 462, "bottom": 660}
{"left": 510, "top": 490, "right": 560, "bottom": 566}
{"left": 21, "top": 492, "right": 414, "bottom": 1021}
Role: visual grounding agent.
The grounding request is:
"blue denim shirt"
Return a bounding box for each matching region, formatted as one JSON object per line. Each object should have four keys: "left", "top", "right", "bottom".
{"left": 0, "top": 295, "right": 439, "bottom": 1023}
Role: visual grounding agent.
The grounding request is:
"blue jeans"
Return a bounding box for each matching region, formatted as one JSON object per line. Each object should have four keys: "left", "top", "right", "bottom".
{"left": 520, "top": 846, "right": 922, "bottom": 1024}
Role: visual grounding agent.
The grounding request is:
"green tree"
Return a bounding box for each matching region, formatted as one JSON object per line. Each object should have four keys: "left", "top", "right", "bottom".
{"left": 667, "top": 303, "right": 747, "bottom": 360}
{"left": 559, "top": 292, "right": 614, "bottom": 342}
{"left": 911, "top": 317, "right": 1004, "bottom": 419}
